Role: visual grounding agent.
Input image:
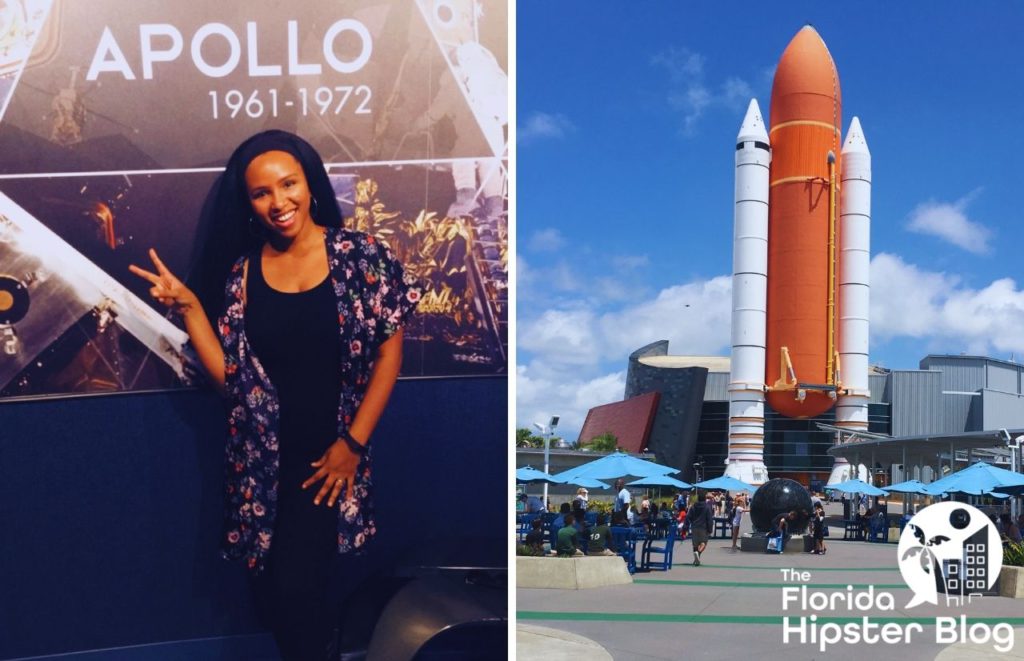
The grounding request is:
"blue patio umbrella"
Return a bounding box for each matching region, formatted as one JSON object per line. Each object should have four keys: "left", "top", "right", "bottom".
{"left": 824, "top": 479, "right": 889, "bottom": 496}
{"left": 552, "top": 451, "right": 678, "bottom": 482}
{"left": 694, "top": 476, "right": 757, "bottom": 493}
{"left": 564, "top": 476, "right": 611, "bottom": 490}
{"left": 922, "top": 461, "right": 1024, "bottom": 496}
{"left": 882, "top": 479, "right": 933, "bottom": 515}
{"left": 627, "top": 475, "right": 694, "bottom": 490}
{"left": 515, "top": 465, "right": 564, "bottom": 485}
{"left": 883, "top": 479, "right": 932, "bottom": 495}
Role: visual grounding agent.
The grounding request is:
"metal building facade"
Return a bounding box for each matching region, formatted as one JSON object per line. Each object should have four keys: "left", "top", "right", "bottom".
{"left": 888, "top": 370, "right": 944, "bottom": 437}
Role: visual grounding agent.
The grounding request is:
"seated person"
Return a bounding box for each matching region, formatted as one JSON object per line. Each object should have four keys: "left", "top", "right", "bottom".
{"left": 551, "top": 502, "right": 572, "bottom": 530}
{"left": 857, "top": 506, "right": 873, "bottom": 535}
{"left": 676, "top": 506, "right": 688, "bottom": 540}
{"left": 610, "top": 509, "right": 629, "bottom": 527}
{"left": 573, "top": 509, "right": 590, "bottom": 551}
{"left": 555, "top": 514, "right": 584, "bottom": 557}
{"left": 1000, "top": 513, "right": 1023, "bottom": 543}
{"left": 587, "top": 513, "right": 616, "bottom": 556}
{"left": 520, "top": 492, "right": 545, "bottom": 513}
{"left": 524, "top": 518, "right": 546, "bottom": 555}
{"left": 871, "top": 509, "right": 887, "bottom": 533}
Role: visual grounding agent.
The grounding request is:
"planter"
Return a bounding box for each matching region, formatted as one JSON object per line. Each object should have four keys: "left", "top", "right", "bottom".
{"left": 999, "top": 565, "right": 1024, "bottom": 599}
{"left": 517, "top": 556, "right": 633, "bottom": 589}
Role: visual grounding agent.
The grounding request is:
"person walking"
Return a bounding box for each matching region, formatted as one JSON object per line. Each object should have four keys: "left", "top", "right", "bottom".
{"left": 687, "top": 492, "right": 715, "bottom": 566}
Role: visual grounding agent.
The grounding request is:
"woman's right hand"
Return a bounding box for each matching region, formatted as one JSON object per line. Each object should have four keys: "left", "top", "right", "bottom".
{"left": 129, "top": 248, "right": 198, "bottom": 314}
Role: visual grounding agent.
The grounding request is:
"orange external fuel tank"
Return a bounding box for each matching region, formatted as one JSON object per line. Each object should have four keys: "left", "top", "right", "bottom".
{"left": 764, "top": 26, "right": 842, "bottom": 418}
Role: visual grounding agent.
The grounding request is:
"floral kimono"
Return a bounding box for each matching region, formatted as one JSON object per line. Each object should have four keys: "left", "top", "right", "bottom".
{"left": 217, "top": 227, "right": 421, "bottom": 573}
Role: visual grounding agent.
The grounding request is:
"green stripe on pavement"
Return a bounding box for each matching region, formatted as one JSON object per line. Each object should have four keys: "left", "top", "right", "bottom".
{"left": 633, "top": 579, "right": 906, "bottom": 589}
{"left": 692, "top": 564, "right": 899, "bottom": 572}
{"left": 517, "top": 612, "right": 1024, "bottom": 626}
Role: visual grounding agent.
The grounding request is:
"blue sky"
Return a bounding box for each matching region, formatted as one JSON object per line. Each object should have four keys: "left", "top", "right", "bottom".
{"left": 516, "top": 2, "right": 1024, "bottom": 440}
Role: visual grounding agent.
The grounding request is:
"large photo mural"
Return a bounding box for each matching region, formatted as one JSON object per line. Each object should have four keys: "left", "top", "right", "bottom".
{"left": 0, "top": 0, "right": 507, "bottom": 397}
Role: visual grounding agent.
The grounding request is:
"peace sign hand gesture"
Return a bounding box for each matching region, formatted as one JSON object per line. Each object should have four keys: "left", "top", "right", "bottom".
{"left": 129, "top": 248, "right": 198, "bottom": 314}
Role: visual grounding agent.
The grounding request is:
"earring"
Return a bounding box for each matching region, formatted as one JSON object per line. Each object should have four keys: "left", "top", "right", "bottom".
{"left": 247, "top": 216, "right": 265, "bottom": 238}
{"left": 310, "top": 196, "right": 320, "bottom": 219}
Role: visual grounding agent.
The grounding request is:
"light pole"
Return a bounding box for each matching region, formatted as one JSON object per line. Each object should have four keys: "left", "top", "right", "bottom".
{"left": 534, "top": 415, "right": 560, "bottom": 510}
{"left": 1012, "top": 434, "right": 1023, "bottom": 521}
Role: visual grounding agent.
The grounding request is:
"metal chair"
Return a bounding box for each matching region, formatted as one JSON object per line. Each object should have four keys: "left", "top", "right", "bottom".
{"left": 868, "top": 515, "right": 889, "bottom": 543}
{"left": 610, "top": 526, "right": 639, "bottom": 574}
{"left": 641, "top": 521, "right": 677, "bottom": 571}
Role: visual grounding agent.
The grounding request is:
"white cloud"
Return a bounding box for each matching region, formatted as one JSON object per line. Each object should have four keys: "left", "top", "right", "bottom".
{"left": 906, "top": 191, "right": 992, "bottom": 254}
{"left": 516, "top": 364, "right": 626, "bottom": 439}
{"left": 871, "top": 252, "right": 1024, "bottom": 354}
{"left": 518, "top": 252, "right": 657, "bottom": 309}
{"left": 651, "top": 46, "right": 752, "bottom": 135}
{"left": 518, "top": 252, "right": 1024, "bottom": 439}
{"left": 721, "top": 77, "right": 753, "bottom": 106}
{"left": 870, "top": 253, "right": 957, "bottom": 338}
{"left": 518, "top": 111, "right": 575, "bottom": 143}
{"left": 517, "top": 274, "right": 734, "bottom": 437}
{"left": 651, "top": 48, "right": 705, "bottom": 82}
{"left": 519, "top": 275, "right": 733, "bottom": 370}
{"left": 519, "top": 306, "right": 600, "bottom": 366}
{"left": 527, "top": 227, "right": 567, "bottom": 252}
{"left": 611, "top": 254, "right": 650, "bottom": 271}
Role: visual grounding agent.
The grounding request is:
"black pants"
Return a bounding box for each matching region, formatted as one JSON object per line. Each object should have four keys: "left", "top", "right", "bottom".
{"left": 252, "top": 471, "right": 340, "bottom": 661}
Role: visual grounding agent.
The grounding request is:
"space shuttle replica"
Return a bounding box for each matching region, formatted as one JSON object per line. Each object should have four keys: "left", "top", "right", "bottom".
{"left": 724, "top": 26, "right": 870, "bottom": 486}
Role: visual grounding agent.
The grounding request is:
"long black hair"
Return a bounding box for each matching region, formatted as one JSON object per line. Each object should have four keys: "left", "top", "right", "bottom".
{"left": 187, "top": 130, "right": 343, "bottom": 321}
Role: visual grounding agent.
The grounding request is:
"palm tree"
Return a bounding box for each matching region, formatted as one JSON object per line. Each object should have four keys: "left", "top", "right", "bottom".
{"left": 901, "top": 522, "right": 950, "bottom": 607}
{"left": 516, "top": 428, "right": 545, "bottom": 448}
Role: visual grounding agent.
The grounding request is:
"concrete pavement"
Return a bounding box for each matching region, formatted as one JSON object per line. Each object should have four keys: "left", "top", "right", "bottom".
{"left": 517, "top": 507, "right": 1024, "bottom": 660}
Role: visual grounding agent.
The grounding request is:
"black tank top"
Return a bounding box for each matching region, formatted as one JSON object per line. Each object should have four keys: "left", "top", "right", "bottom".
{"left": 244, "top": 251, "right": 342, "bottom": 477}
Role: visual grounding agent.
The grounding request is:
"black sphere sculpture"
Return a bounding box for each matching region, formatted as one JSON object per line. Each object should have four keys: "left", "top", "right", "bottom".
{"left": 749, "top": 478, "right": 812, "bottom": 534}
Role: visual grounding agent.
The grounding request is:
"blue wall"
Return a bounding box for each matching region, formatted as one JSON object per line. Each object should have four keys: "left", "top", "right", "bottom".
{"left": 0, "top": 377, "right": 506, "bottom": 659}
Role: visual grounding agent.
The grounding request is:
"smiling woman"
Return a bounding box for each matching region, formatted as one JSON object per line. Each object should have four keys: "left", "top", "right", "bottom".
{"left": 129, "top": 130, "right": 421, "bottom": 660}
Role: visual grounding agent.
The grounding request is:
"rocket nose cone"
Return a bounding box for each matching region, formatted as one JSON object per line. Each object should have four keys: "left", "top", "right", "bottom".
{"left": 770, "top": 27, "right": 841, "bottom": 126}
{"left": 842, "top": 116, "right": 870, "bottom": 155}
{"left": 737, "top": 98, "right": 769, "bottom": 142}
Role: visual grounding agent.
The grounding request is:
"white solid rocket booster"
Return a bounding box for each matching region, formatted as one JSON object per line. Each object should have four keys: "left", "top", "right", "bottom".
{"left": 829, "top": 117, "right": 871, "bottom": 484}
{"left": 725, "top": 99, "right": 770, "bottom": 485}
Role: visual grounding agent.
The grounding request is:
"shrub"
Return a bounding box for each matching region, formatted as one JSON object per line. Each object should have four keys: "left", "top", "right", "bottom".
{"left": 1004, "top": 542, "right": 1024, "bottom": 568}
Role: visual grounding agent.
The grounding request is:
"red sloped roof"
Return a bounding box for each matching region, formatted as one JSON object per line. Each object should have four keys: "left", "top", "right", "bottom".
{"left": 577, "top": 391, "right": 660, "bottom": 453}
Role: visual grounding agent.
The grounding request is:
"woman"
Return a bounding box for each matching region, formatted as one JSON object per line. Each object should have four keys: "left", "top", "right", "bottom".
{"left": 730, "top": 494, "right": 745, "bottom": 550}
{"left": 812, "top": 503, "right": 827, "bottom": 554}
{"left": 130, "top": 130, "right": 420, "bottom": 660}
{"left": 572, "top": 487, "right": 589, "bottom": 511}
